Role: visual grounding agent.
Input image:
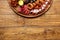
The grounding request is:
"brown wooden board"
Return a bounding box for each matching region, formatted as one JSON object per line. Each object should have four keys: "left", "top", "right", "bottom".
{"left": 0, "top": 0, "right": 60, "bottom": 40}
{"left": 0, "top": 0, "right": 60, "bottom": 27}
{"left": 0, "top": 27, "right": 60, "bottom": 40}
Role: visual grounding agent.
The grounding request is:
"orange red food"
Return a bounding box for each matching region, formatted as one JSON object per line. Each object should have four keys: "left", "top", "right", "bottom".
{"left": 10, "top": 0, "right": 51, "bottom": 15}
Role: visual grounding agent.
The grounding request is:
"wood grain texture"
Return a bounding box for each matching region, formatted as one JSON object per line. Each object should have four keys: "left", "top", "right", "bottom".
{"left": 0, "top": 0, "right": 60, "bottom": 27}
{"left": 0, "top": 27, "right": 60, "bottom": 40}
{"left": 0, "top": 0, "right": 24, "bottom": 27}
{"left": 0, "top": 0, "right": 60, "bottom": 40}
{"left": 24, "top": 0, "right": 60, "bottom": 27}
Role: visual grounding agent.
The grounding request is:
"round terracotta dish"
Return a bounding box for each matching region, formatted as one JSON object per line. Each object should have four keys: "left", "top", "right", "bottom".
{"left": 8, "top": 0, "right": 52, "bottom": 18}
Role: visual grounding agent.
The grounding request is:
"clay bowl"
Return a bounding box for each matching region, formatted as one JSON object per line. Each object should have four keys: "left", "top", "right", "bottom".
{"left": 8, "top": 0, "right": 52, "bottom": 18}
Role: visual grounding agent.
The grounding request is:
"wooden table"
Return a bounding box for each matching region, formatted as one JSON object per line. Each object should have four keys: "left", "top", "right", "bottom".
{"left": 0, "top": 0, "right": 60, "bottom": 40}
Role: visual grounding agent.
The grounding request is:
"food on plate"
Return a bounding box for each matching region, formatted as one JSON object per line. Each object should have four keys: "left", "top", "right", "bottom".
{"left": 9, "top": 0, "right": 52, "bottom": 17}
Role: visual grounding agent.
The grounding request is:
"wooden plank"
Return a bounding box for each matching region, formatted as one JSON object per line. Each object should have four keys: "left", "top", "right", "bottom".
{"left": 24, "top": 0, "right": 60, "bottom": 27}
{"left": 0, "top": 27, "right": 60, "bottom": 40}
{"left": 0, "top": 0, "right": 60, "bottom": 27}
{"left": 0, "top": 0, "right": 60, "bottom": 40}
{"left": 0, "top": 0, "right": 24, "bottom": 27}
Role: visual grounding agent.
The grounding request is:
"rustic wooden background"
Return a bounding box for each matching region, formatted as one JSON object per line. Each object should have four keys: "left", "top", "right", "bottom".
{"left": 0, "top": 0, "right": 60, "bottom": 40}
